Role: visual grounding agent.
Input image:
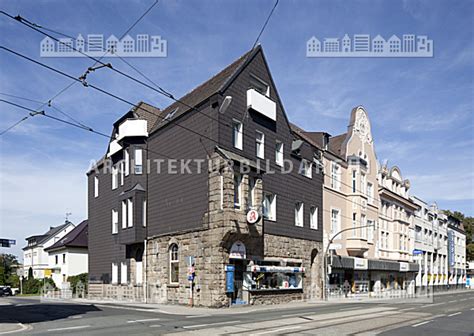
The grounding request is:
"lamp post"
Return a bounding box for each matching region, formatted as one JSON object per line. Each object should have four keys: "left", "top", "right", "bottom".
{"left": 323, "top": 223, "right": 376, "bottom": 300}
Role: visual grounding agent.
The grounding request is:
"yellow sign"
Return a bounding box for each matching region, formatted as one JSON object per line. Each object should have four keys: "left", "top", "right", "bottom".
{"left": 44, "top": 269, "right": 52, "bottom": 277}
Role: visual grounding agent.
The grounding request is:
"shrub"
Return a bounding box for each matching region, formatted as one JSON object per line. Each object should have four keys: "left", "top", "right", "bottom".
{"left": 67, "top": 273, "right": 88, "bottom": 294}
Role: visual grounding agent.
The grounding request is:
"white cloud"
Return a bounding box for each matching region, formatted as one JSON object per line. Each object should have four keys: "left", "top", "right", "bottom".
{"left": 0, "top": 153, "right": 89, "bottom": 259}
{"left": 408, "top": 171, "right": 474, "bottom": 202}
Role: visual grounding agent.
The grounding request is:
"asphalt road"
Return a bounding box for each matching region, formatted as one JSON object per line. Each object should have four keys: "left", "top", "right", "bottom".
{"left": 0, "top": 291, "right": 472, "bottom": 335}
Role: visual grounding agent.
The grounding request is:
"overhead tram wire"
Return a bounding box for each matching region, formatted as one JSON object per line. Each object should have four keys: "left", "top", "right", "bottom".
{"left": 2, "top": 95, "right": 382, "bottom": 211}
{"left": 2, "top": 10, "right": 292, "bottom": 150}
{"left": 251, "top": 0, "right": 279, "bottom": 49}
{"left": 0, "top": 1, "right": 160, "bottom": 136}
{"left": 0, "top": 46, "right": 223, "bottom": 145}
{"left": 0, "top": 92, "right": 90, "bottom": 129}
{"left": 1, "top": 95, "right": 381, "bottom": 211}
{"left": 0, "top": 84, "right": 381, "bottom": 208}
{"left": 0, "top": 99, "right": 380, "bottom": 224}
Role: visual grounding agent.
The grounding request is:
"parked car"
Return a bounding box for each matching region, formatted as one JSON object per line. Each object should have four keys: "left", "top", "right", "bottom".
{"left": 0, "top": 286, "right": 13, "bottom": 296}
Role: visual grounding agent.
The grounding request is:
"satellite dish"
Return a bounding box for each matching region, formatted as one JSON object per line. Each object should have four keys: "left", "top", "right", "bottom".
{"left": 219, "top": 96, "right": 232, "bottom": 114}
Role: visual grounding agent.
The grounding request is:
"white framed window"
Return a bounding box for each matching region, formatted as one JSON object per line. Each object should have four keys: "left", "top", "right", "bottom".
{"left": 352, "top": 213, "right": 357, "bottom": 237}
{"left": 112, "top": 209, "right": 118, "bottom": 234}
{"left": 232, "top": 120, "right": 243, "bottom": 150}
{"left": 248, "top": 176, "right": 256, "bottom": 208}
{"left": 367, "top": 182, "right": 374, "bottom": 204}
{"left": 250, "top": 74, "right": 270, "bottom": 96}
{"left": 256, "top": 131, "right": 265, "bottom": 159}
{"left": 310, "top": 206, "right": 318, "bottom": 230}
{"left": 94, "top": 176, "right": 99, "bottom": 197}
{"left": 352, "top": 170, "right": 357, "bottom": 193}
{"left": 295, "top": 202, "right": 304, "bottom": 227}
{"left": 234, "top": 172, "right": 242, "bottom": 209}
{"left": 331, "top": 163, "right": 341, "bottom": 190}
{"left": 360, "top": 173, "right": 366, "bottom": 195}
{"left": 330, "top": 208, "right": 341, "bottom": 236}
{"left": 367, "top": 219, "right": 374, "bottom": 242}
{"left": 169, "top": 244, "right": 179, "bottom": 284}
{"left": 121, "top": 200, "right": 127, "bottom": 229}
{"left": 120, "top": 261, "right": 127, "bottom": 284}
{"left": 360, "top": 214, "right": 367, "bottom": 239}
{"left": 112, "top": 263, "right": 118, "bottom": 284}
{"left": 134, "top": 149, "right": 143, "bottom": 174}
{"left": 263, "top": 193, "right": 276, "bottom": 221}
{"left": 120, "top": 161, "right": 124, "bottom": 186}
{"left": 112, "top": 165, "right": 118, "bottom": 190}
{"left": 275, "top": 141, "right": 284, "bottom": 166}
{"left": 142, "top": 200, "right": 147, "bottom": 227}
{"left": 127, "top": 198, "right": 133, "bottom": 228}
{"left": 300, "top": 159, "right": 312, "bottom": 178}
{"left": 124, "top": 149, "right": 130, "bottom": 176}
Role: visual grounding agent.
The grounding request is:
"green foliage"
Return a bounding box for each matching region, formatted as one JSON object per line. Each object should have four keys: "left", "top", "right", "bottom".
{"left": 67, "top": 273, "right": 88, "bottom": 293}
{"left": 0, "top": 253, "right": 20, "bottom": 287}
{"left": 444, "top": 209, "right": 474, "bottom": 261}
{"left": 22, "top": 277, "right": 57, "bottom": 294}
{"left": 22, "top": 277, "right": 42, "bottom": 294}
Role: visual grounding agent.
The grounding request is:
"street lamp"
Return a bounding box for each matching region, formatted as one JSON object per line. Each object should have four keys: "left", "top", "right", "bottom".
{"left": 323, "top": 222, "right": 376, "bottom": 300}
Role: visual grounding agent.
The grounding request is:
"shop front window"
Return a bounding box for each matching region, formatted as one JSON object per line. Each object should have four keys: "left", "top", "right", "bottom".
{"left": 244, "top": 261, "right": 304, "bottom": 291}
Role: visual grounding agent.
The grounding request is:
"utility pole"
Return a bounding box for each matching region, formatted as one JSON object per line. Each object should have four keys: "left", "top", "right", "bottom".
{"left": 323, "top": 223, "right": 376, "bottom": 300}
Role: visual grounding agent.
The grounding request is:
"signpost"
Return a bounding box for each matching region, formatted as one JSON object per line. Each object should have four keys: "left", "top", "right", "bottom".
{"left": 0, "top": 239, "right": 16, "bottom": 248}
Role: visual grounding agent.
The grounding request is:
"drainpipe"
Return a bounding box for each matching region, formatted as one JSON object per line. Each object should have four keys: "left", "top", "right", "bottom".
{"left": 144, "top": 239, "right": 147, "bottom": 303}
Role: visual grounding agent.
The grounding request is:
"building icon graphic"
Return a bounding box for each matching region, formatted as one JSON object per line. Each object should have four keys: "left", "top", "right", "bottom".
{"left": 40, "top": 33, "right": 167, "bottom": 58}
{"left": 306, "top": 33, "right": 433, "bottom": 58}
{"left": 324, "top": 38, "right": 340, "bottom": 52}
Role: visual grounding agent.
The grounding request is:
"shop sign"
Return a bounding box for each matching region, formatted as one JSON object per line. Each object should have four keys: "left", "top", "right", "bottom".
{"left": 399, "top": 262, "right": 409, "bottom": 272}
{"left": 248, "top": 265, "right": 305, "bottom": 273}
{"left": 412, "top": 249, "right": 423, "bottom": 255}
{"left": 246, "top": 209, "right": 260, "bottom": 224}
{"left": 353, "top": 257, "right": 368, "bottom": 270}
{"left": 44, "top": 269, "right": 52, "bottom": 277}
{"left": 229, "top": 241, "right": 246, "bottom": 259}
{"left": 448, "top": 231, "right": 455, "bottom": 269}
{"left": 329, "top": 243, "right": 342, "bottom": 250}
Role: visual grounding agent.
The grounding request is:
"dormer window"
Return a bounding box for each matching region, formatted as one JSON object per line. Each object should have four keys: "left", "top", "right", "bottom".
{"left": 249, "top": 74, "right": 270, "bottom": 96}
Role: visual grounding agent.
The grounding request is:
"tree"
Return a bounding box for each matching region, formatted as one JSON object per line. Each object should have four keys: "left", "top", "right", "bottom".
{"left": 0, "top": 253, "right": 20, "bottom": 287}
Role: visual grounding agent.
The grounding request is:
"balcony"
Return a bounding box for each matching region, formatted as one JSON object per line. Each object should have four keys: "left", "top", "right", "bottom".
{"left": 346, "top": 237, "right": 369, "bottom": 256}
{"left": 107, "top": 139, "right": 122, "bottom": 157}
{"left": 117, "top": 119, "right": 148, "bottom": 141}
{"left": 247, "top": 89, "right": 276, "bottom": 121}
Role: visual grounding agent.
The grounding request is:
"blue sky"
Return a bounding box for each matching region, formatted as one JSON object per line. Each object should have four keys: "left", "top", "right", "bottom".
{"left": 0, "top": 0, "right": 473, "bottom": 258}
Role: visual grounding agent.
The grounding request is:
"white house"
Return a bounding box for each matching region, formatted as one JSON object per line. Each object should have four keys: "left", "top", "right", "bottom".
{"left": 23, "top": 221, "right": 75, "bottom": 279}
{"left": 306, "top": 36, "right": 321, "bottom": 56}
{"left": 45, "top": 220, "right": 88, "bottom": 288}
{"left": 106, "top": 35, "right": 119, "bottom": 54}
{"left": 119, "top": 35, "right": 135, "bottom": 54}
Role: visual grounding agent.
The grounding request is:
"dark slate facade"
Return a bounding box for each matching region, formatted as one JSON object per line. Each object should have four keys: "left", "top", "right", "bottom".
{"left": 87, "top": 46, "right": 324, "bottom": 300}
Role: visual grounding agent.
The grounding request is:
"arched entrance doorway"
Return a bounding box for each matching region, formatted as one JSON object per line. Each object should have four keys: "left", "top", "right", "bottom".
{"left": 229, "top": 241, "right": 247, "bottom": 304}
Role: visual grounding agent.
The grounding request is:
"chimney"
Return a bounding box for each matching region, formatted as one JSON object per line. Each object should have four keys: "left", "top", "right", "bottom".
{"left": 323, "top": 133, "right": 330, "bottom": 150}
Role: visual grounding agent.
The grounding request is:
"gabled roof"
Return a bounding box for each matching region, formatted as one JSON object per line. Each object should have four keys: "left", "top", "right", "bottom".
{"left": 45, "top": 220, "right": 88, "bottom": 252}
{"left": 149, "top": 47, "right": 257, "bottom": 133}
{"left": 24, "top": 221, "right": 74, "bottom": 250}
{"left": 328, "top": 133, "right": 347, "bottom": 156}
{"left": 113, "top": 101, "right": 161, "bottom": 133}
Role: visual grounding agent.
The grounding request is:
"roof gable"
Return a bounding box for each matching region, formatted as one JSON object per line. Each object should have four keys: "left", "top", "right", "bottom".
{"left": 45, "top": 220, "right": 88, "bottom": 252}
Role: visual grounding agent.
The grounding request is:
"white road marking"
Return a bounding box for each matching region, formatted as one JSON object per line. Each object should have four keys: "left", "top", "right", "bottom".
{"left": 448, "top": 300, "right": 457, "bottom": 303}
{"left": 186, "top": 314, "right": 211, "bottom": 318}
{"left": 448, "top": 312, "right": 462, "bottom": 317}
{"left": 412, "top": 320, "right": 432, "bottom": 327}
{"left": 253, "top": 326, "right": 302, "bottom": 335}
{"left": 149, "top": 324, "right": 162, "bottom": 328}
{"left": 401, "top": 307, "right": 417, "bottom": 311}
{"left": 0, "top": 323, "right": 29, "bottom": 335}
{"left": 182, "top": 320, "right": 241, "bottom": 329}
{"left": 68, "top": 315, "right": 83, "bottom": 319}
{"left": 127, "top": 318, "right": 161, "bottom": 323}
{"left": 47, "top": 325, "right": 90, "bottom": 332}
{"left": 471, "top": 308, "right": 474, "bottom": 311}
